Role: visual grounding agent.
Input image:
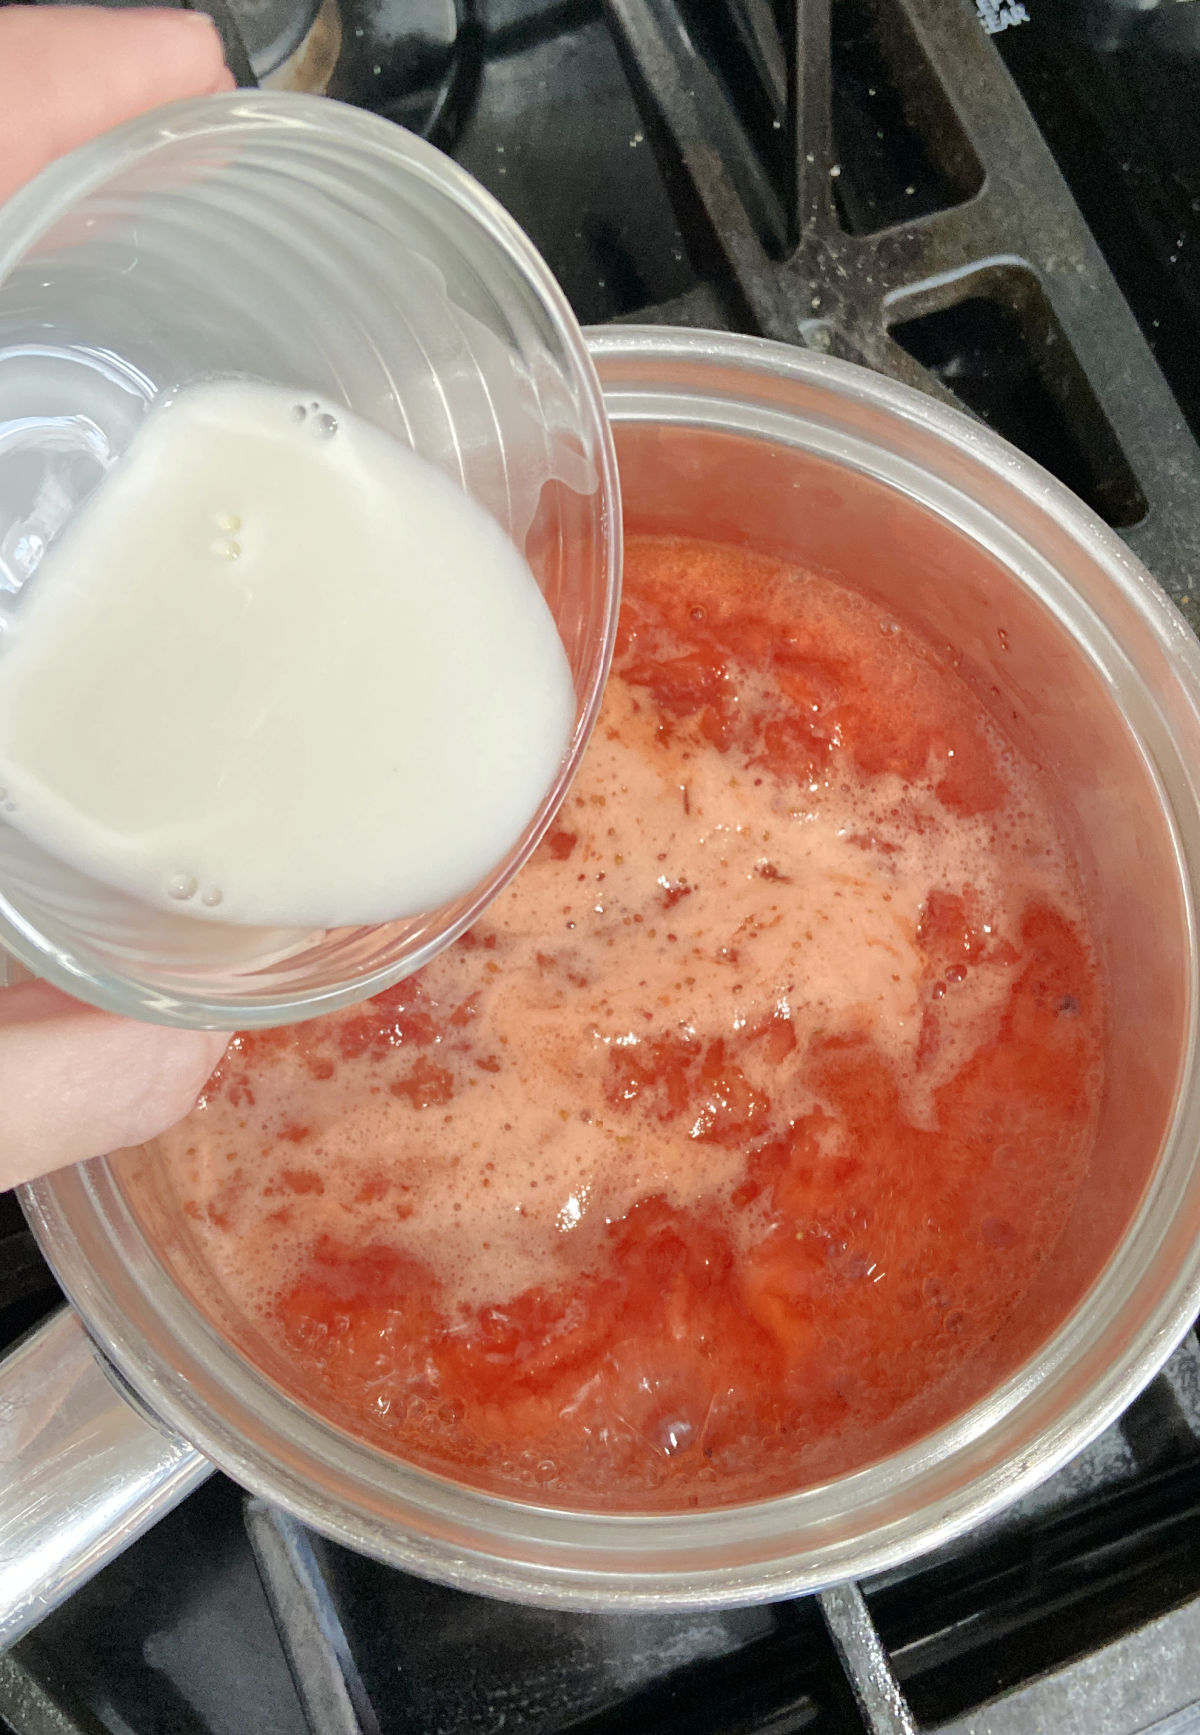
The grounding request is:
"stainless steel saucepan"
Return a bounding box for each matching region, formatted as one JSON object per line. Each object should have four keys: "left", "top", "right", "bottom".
{"left": 5, "top": 327, "right": 1200, "bottom": 1643}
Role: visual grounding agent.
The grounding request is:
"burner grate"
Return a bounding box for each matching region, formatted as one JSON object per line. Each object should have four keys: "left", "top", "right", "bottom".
{"left": 0, "top": 1192, "right": 64, "bottom": 1348}
{"left": 603, "top": 0, "right": 1200, "bottom": 626}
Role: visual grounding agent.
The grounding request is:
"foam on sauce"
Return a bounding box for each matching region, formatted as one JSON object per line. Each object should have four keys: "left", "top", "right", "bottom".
{"left": 145, "top": 536, "right": 1102, "bottom": 1508}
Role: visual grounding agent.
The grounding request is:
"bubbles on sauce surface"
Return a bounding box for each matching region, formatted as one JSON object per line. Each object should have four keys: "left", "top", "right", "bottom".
{"left": 148, "top": 534, "right": 1103, "bottom": 1510}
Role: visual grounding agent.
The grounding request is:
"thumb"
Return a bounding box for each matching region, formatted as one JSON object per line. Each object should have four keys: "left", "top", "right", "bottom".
{"left": 0, "top": 6, "right": 235, "bottom": 206}
{"left": 0, "top": 980, "right": 229, "bottom": 1190}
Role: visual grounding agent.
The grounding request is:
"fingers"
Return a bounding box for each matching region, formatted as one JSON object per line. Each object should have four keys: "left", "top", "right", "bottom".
{"left": 0, "top": 979, "right": 229, "bottom": 1190}
{"left": 0, "top": 7, "right": 237, "bottom": 1184}
{"left": 0, "top": 6, "right": 234, "bottom": 205}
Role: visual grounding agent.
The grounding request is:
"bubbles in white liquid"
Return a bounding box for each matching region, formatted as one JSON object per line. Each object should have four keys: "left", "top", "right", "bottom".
{"left": 216, "top": 512, "right": 242, "bottom": 533}
{"left": 212, "top": 539, "right": 241, "bottom": 561}
{"left": 168, "top": 874, "right": 198, "bottom": 901}
{"left": 201, "top": 886, "right": 223, "bottom": 908}
{"left": 293, "top": 402, "right": 333, "bottom": 436}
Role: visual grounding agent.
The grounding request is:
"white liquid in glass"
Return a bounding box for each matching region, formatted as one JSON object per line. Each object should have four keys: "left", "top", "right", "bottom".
{"left": 0, "top": 380, "right": 574, "bottom": 928}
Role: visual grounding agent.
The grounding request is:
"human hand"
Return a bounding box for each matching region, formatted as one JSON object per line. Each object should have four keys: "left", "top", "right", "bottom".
{"left": 0, "top": 978, "right": 230, "bottom": 1187}
{"left": 0, "top": 5, "right": 233, "bottom": 1190}
{"left": 0, "top": 4, "right": 234, "bottom": 205}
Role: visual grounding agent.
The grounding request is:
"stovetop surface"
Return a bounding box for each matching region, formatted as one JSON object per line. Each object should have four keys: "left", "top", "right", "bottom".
{"left": 6, "top": 1, "right": 1200, "bottom": 1731}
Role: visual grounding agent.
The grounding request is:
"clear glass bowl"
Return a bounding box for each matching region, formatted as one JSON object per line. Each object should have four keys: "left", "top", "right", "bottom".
{"left": 0, "top": 92, "right": 620, "bottom": 1027}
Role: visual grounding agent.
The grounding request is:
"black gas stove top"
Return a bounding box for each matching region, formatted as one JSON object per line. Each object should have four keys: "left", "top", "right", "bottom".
{"left": 6, "top": 2, "right": 1200, "bottom": 1731}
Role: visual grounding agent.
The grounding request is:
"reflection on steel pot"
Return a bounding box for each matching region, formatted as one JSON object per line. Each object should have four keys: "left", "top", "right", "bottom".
{"left": 9, "top": 328, "right": 1200, "bottom": 1626}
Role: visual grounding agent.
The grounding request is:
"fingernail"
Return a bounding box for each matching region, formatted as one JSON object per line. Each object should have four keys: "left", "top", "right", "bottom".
{"left": 135, "top": 5, "right": 215, "bottom": 19}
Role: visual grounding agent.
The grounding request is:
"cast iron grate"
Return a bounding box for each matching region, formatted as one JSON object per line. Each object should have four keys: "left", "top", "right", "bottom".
{"left": 603, "top": 0, "right": 1200, "bottom": 627}
{"left": 0, "top": 1192, "right": 63, "bottom": 1349}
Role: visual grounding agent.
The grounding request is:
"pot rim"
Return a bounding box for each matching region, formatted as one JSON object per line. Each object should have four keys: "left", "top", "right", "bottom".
{"left": 22, "top": 326, "right": 1200, "bottom": 1609}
